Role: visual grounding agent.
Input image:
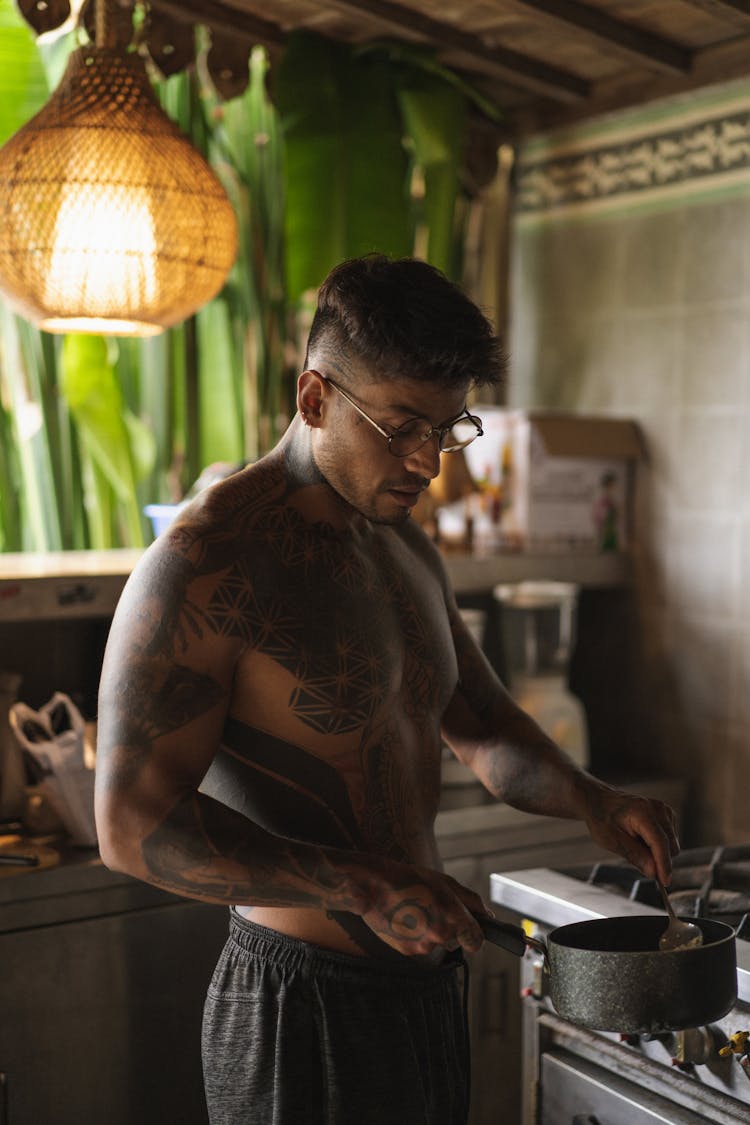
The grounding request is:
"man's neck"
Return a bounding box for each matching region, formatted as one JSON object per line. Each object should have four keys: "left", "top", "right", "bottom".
{"left": 278, "top": 419, "right": 370, "bottom": 534}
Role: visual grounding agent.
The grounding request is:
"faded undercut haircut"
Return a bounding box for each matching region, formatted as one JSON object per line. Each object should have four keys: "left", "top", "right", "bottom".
{"left": 304, "top": 254, "right": 506, "bottom": 391}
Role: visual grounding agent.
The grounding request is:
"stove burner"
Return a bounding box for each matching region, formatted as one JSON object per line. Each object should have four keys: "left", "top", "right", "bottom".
{"left": 560, "top": 845, "right": 750, "bottom": 936}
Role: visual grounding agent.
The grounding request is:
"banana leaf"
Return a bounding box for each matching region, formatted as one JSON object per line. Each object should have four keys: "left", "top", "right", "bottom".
{"left": 204, "top": 45, "right": 291, "bottom": 458}
{"left": 274, "top": 32, "right": 413, "bottom": 301}
{"left": 360, "top": 41, "right": 502, "bottom": 125}
{"left": 0, "top": 0, "right": 49, "bottom": 144}
{"left": 122, "top": 331, "right": 178, "bottom": 504}
{"left": 197, "top": 297, "right": 243, "bottom": 467}
{"left": 397, "top": 74, "right": 467, "bottom": 278}
{"left": 60, "top": 335, "right": 154, "bottom": 547}
{"left": 0, "top": 305, "right": 65, "bottom": 550}
{"left": 359, "top": 41, "right": 501, "bottom": 279}
{"left": 0, "top": 393, "right": 21, "bottom": 551}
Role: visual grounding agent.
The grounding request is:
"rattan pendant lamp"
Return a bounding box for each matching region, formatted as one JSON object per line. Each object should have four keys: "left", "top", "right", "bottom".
{"left": 0, "top": 0, "right": 238, "bottom": 336}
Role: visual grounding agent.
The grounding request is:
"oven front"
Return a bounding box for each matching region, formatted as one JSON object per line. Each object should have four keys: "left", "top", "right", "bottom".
{"left": 491, "top": 854, "right": 750, "bottom": 1125}
{"left": 528, "top": 1008, "right": 750, "bottom": 1125}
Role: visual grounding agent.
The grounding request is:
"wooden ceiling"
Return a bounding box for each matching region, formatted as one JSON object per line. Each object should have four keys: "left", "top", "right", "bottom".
{"left": 151, "top": 0, "right": 750, "bottom": 137}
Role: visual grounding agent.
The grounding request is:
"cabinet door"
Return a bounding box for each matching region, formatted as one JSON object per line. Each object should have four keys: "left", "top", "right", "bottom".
{"left": 0, "top": 901, "right": 228, "bottom": 1125}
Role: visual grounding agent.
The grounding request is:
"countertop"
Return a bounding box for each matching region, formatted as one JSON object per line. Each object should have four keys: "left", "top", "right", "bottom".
{"left": 0, "top": 547, "right": 631, "bottom": 622}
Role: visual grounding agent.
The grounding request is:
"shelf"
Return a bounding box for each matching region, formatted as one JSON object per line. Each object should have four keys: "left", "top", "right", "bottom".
{"left": 444, "top": 549, "right": 629, "bottom": 594}
{"left": 0, "top": 550, "right": 142, "bottom": 622}
{"left": 0, "top": 546, "right": 630, "bottom": 622}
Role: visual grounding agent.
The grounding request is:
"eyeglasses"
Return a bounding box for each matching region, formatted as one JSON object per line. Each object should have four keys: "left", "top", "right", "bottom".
{"left": 317, "top": 374, "right": 483, "bottom": 458}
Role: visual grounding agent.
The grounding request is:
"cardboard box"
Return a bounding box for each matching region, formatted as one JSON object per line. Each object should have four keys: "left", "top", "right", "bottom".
{"left": 463, "top": 407, "right": 644, "bottom": 551}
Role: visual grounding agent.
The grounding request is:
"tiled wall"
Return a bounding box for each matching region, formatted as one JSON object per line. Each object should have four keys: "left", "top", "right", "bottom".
{"left": 508, "top": 81, "right": 750, "bottom": 844}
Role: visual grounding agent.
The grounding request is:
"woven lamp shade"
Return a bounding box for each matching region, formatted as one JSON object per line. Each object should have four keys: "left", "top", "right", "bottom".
{"left": 0, "top": 44, "right": 238, "bottom": 336}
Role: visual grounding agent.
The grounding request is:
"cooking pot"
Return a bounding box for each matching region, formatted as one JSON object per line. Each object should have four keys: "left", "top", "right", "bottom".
{"left": 477, "top": 913, "right": 737, "bottom": 1033}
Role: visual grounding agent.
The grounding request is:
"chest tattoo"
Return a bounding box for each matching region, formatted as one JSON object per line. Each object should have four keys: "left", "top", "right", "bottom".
{"left": 197, "top": 505, "right": 448, "bottom": 738}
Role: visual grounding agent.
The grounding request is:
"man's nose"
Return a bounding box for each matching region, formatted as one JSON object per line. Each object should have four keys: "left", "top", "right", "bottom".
{"left": 403, "top": 434, "right": 441, "bottom": 479}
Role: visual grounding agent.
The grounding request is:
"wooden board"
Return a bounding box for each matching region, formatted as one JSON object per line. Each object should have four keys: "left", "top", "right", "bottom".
{"left": 0, "top": 838, "right": 60, "bottom": 877}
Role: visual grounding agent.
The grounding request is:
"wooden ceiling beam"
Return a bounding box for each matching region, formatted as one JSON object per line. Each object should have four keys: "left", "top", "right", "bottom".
{"left": 511, "top": 0, "right": 692, "bottom": 74}
{"left": 517, "top": 29, "right": 750, "bottom": 135}
{"left": 150, "top": 0, "right": 286, "bottom": 46}
{"left": 320, "top": 0, "right": 590, "bottom": 103}
{"left": 686, "top": 0, "right": 750, "bottom": 17}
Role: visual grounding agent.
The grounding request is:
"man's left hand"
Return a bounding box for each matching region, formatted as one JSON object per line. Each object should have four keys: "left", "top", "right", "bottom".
{"left": 580, "top": 780, "right": 679, "bottom": 885}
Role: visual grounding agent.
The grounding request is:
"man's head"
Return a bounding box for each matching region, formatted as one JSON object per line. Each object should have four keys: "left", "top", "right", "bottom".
{"left": 297, "top": 255, "right": 504, "bottom": 526}
{"left": 304, "top": 254, "right": 505, "bottom": 392}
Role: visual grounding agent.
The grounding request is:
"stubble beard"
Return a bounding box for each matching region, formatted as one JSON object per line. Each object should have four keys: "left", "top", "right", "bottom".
{"left": 325, "top": 472, "right": 412, "bottom": 526}
{"left": 313, "top": 452, "right": 413, "bottom": 527}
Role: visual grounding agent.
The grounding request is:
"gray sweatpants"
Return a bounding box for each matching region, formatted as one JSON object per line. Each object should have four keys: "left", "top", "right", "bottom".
{"left": 202, "top": 910, "right": 470, "bottom": 1125}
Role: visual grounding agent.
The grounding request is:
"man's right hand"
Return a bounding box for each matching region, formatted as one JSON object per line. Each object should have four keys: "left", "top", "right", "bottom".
{"left": 358, "top": 861, "right": 490, "bottom": 956}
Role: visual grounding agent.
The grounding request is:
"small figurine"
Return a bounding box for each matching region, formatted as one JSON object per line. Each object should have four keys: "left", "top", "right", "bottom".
{"left": 592, "top": 469, "right": 619, "bottom": 552}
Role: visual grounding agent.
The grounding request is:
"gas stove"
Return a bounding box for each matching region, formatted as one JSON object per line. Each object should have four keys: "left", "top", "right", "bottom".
{"left": 490, "top": 846, "right": 750, "bottom": 1125}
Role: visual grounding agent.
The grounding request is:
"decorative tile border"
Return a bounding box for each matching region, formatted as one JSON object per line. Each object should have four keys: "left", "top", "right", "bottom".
{"left": 515, "top": 80, "right": 750, "bottom": 221}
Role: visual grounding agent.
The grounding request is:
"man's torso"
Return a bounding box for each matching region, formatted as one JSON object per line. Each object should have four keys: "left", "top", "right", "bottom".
{"left": 192, "top": 454, "right": 459, "bottom": 954}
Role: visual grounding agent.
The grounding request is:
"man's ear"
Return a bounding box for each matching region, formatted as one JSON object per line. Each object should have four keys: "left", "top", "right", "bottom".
{"left": 297, "top": 369, "right": 325, "bottom": 425}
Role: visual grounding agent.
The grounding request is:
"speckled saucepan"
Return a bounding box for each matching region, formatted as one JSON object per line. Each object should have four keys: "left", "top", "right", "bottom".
{"left": 478, "top": 914, "right": 737, "bottom": 1033}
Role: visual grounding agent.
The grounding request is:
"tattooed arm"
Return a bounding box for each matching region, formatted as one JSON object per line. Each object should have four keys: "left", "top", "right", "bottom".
{"left": 95, "top": 531, "right": 488, "bottom": 956}
{"left": 440, "top": 599, "right": 679, "bottom": 885}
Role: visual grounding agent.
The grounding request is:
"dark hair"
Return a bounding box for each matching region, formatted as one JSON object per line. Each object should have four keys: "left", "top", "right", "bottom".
{"left": 304, "top": 255, "right": 505, "bottom": 391}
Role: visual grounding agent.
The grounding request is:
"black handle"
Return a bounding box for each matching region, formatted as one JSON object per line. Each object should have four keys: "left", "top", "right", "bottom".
{"left": 475, "top": 914, "right": 528, "bottom": 957}
{"left": 572, "top": 1117, "right": 601, "bottom": 1125}
{"left": 0, "top": 854, "right": 39, "bottom": 867}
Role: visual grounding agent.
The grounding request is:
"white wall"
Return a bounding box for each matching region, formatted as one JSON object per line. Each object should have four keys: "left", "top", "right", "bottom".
{"left": 508, "top": 80, "right": 750, "bottom": 842}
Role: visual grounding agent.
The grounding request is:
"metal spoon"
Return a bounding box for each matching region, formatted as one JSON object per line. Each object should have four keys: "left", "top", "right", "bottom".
{"left": 657, "top": 882, "right": 703, "bottom": 951}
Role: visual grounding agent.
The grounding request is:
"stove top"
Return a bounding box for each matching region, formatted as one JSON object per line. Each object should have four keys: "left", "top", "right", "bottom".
{"left": 572, "top": 846, "right": 750, "bottom": 933}
{"left": 490, "top": 846, "right": 750, "bottom": 1004}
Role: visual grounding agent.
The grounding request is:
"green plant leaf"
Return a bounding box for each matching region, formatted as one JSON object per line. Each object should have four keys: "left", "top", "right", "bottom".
{"left": 204, "top": 45, "right": 291, "bottom": 458}
{"left": 275, "top": 32, "right": 413, "bottom": 300}
{"left": 197, "top": 298, "right": 243, "bottom": 467}
{"left": 122, "top": 409, "right": 158, "bottom": 484}
{"left": 60, "top": 335, "right": 149, "bottom": 545}
{"left": 398, "top": 76, "right": 467, "bottom": 277}
{"left": 0, "top": 306, "right": 64, "bottom": 550}
{"left": 360, "top": 41, "right": 502, "bottom": 124}
{"left": 0, "top": 0, "right": 50, "bottom": 144}
{"left": 0, "top": 392, "right": 21, "bottom": 551}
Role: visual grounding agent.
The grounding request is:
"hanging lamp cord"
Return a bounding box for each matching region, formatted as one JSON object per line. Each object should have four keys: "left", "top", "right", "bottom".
{"left": 94, "top": 0, "right": 136, "bottom": 50}
{"left": 94, "top": 0, "right": 115, "bottom": 49}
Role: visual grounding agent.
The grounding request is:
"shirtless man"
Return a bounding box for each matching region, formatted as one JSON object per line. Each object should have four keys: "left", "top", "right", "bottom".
{"left": 95, "top": 255, "right": 679, "bottom": 1125}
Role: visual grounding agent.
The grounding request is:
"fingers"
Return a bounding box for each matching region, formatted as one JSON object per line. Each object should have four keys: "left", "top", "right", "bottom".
{"left": 607, "top": 798, "right": 679, "bottom": 886}
{"left": 368, "top": 908, "right": 483, "bottom": 957}
{"left": 363, "top": 874, "right": 487, "bottom": 956}
{"left": 630, "top": 800, "right": 679, "bottom": 885}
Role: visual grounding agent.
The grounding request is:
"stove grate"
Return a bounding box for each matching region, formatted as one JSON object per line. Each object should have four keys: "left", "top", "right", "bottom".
{"left": 566, "top": 848, "right": 750, "bottom": 928}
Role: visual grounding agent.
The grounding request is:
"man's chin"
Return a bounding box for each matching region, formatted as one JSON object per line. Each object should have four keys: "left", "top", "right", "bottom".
{"left": 366, "top": 495, "right": 413, "bottom": 526}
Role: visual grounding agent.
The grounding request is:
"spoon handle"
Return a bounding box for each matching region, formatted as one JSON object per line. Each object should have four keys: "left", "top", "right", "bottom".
{"left": 658, "top": 881, "right": 677, "bottom": 920}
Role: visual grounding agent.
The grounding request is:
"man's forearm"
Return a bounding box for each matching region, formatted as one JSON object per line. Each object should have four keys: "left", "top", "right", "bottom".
{"left": 472, "top": 719, "right": 594, "bottom": 819}
{"left": 108, "top": 790, "right": 373, "bottom": 914}
{"left": 444, "top": 684, "right": 591, "bottom": 820}
{"left": 466, "top": 711, "right": 678, "bottom": 882}
{"left": 100, "top": 790, "right": 496, "bottom": 955}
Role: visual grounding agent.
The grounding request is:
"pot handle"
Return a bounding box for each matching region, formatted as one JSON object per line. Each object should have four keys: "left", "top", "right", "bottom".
{"left": 474, "top": 914, "right": 530, "bottom": 958}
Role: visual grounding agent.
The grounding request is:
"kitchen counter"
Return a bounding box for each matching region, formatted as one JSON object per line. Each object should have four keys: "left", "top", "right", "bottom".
{"left": 0, "top": 547, "right": 631, "bottom": 622}
{"left": 0, "top": 843, "right": 172, "bottom": 932}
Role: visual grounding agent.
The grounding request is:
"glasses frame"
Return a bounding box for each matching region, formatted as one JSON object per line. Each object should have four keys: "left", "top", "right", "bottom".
{"left": 316, "top": 373, "right": 483, "bottom": 458}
